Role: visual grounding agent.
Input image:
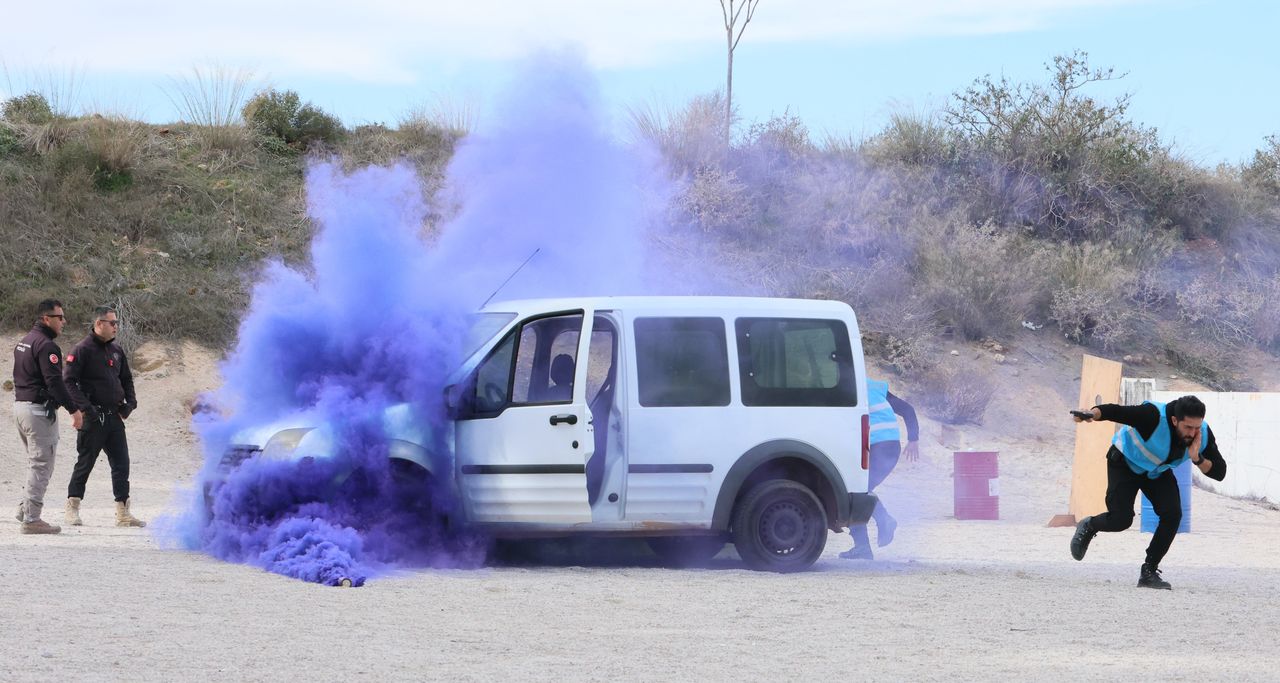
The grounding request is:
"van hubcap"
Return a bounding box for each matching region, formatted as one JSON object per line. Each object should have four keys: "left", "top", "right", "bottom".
{"left": 759, "top": 501, "right": 809, "bottom": 554}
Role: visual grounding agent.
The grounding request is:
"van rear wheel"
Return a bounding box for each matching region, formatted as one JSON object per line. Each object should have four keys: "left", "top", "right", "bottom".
{"left": 647, "top": 536, "right": 727, "bottom": 568}
{"left": 731, "top": 479, "right": 827, "bottom": 572}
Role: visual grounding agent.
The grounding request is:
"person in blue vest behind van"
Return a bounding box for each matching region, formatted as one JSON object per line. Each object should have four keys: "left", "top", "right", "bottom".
{"left": 1069, "top": 395, "right": 1227, "bottom": 589}
{"left": 840, "top": 378, "right": 919, "bottom": 560}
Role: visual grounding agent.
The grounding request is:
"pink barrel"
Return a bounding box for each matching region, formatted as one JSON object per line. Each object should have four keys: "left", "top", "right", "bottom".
{"left": 954, "top": 451, "right": 999, "bottom": 520}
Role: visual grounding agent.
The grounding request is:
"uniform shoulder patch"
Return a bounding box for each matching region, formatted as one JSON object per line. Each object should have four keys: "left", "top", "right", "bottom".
{"left": 50, "top": 353, "right": 59, "bottom": 364}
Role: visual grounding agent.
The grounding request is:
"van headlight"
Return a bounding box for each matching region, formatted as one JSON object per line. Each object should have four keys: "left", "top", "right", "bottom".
{"left": 261, "top": 428, "right": 313, "bottom": 460}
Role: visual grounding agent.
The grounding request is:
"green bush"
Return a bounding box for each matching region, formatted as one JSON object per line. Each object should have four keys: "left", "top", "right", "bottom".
{"left": 1243, "top": 136, "right": 1280, "bottom": 199}
{"left": 2, "top": 92, "right": 55, "bottom": 124}
{"left": 242, "top": 89, "right": 344, "bottom": 150}
{"left": 943, "top": 51, "right": 1170, "bottom": 241}
{"left": 0, "top": 123, "right": 20, "bottom": 156}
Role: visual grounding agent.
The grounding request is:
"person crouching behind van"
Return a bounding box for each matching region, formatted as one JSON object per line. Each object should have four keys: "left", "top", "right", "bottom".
{"left": 841, "top": 378, "right": 919, "bottom": 560}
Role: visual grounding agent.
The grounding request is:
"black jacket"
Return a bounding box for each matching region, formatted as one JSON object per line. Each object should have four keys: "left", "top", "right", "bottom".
{"left": 1095, "top": 402, "right": 1227, "bottom": 481}
{"left": 12, "top": 323, "right": 75, "bottom": 413}
{"left": 63, "top": 333, "right": 137, "bottom": 420}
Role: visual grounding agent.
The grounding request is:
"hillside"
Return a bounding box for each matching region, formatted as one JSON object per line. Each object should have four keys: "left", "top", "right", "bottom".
{"left": 3, "top": 53, "right": 1280, "bottom": 427}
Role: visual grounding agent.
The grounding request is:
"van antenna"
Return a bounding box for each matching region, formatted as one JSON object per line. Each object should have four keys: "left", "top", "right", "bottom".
{"left": 481, "top": 248, "right": 541, "bottom": 309}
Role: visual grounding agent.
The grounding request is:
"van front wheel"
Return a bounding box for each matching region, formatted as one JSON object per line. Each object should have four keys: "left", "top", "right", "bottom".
{"left": 731, "top": 479, "right": 828, "bottom": 572}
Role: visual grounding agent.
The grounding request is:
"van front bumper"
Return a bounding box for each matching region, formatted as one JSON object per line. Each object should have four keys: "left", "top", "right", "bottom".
{"left": 847, "top": 492, "right": 878, "bottom": 524}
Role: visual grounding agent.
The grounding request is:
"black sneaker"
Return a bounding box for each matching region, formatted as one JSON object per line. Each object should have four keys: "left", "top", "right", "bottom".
{"left": 1138, "top": 563, "right": 1172, "bottom": 590}
{"left": 1070, "top": 516, "right": 1096, "bottom": 561}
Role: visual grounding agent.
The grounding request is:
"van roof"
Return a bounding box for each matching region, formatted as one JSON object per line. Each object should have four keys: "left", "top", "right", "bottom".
{"left": 482, "top": 296, "right": 855, "bottom": 317}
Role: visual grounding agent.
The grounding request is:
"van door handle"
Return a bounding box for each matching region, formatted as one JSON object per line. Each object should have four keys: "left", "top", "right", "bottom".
{"left": 550, "top": 414, "right": 578, "bottom": 426}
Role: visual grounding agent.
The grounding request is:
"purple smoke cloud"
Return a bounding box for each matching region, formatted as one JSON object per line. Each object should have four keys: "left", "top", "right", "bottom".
{"left": 162, "top": 52, "right": 714, "bottom": 585}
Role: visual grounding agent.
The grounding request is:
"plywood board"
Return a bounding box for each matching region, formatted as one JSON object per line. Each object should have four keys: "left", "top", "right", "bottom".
{"left": 1068, "top": 355, "right": 1123, "bottom": 519}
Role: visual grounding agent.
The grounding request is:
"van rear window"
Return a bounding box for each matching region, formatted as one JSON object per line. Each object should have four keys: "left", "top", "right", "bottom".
{"left": 735, "top": 318, "right": 857, "bottom": 407}
{"left": 634, "top": 317, "right": 730, "bottom": 407}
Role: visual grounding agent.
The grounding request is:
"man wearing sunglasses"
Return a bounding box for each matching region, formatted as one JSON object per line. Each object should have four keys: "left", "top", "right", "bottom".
{"left": 62, "top": 306, "right": 145, "bottom": 527}
{"left": 12, "top": 299, "right": 84, "bottom": 534}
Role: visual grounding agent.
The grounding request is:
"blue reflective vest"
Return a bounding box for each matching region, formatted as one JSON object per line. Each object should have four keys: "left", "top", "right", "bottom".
{"left": 1111, "top": 401, "right": 1208, "bottom": 478}
{"left": 867, "top": 379, "right": 901, "bottom": 445}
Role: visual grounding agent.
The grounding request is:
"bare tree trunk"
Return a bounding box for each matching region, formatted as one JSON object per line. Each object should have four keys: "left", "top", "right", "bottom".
{"left": 726, "top": 26, "right": 734, "bottom": 145}
{"left": 719, "top": 0, "right": 760, "bottom": 147}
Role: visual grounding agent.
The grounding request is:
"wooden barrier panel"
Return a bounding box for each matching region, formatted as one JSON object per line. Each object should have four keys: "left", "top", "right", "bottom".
{"left": 1051, "top": 355, "right": 1122, "bottom": 526}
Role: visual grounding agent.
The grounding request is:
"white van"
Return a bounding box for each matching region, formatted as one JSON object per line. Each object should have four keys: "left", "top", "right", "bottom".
{"left": 220, "top": 296, "right": 877, "bottom": 572}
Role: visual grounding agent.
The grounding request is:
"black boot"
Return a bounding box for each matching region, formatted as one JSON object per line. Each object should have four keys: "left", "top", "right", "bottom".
{"left": 1137, "top": 563, "right": 1172, "bottom": 590}
{"left": 1070, "top": 516, "right": 1097, "bottom": 561}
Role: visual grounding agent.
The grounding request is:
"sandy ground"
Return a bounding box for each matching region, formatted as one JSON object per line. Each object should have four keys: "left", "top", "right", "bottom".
{"left": 2, "top": 337, "right": 1279, "bottom": 682}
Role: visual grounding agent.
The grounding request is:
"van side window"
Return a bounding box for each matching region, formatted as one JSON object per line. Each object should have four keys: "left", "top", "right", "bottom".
{"left": 512, "top": 314, "right": 583, "bottom": 405}
{"left": 465, "top": 312, "right": 584, "bottom": 417}
{"left": 735, "top": 318, "right": 857, "bottom": 407}
{"left": 635, "top": 317, "right": 730, "bottom": 407}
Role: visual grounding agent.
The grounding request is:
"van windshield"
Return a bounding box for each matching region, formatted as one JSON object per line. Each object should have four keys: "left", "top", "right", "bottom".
{"left": 464, "top": 312, "right": 517, "bottom": 359}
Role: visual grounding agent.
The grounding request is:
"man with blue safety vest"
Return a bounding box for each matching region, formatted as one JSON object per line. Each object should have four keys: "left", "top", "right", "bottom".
{"left": 1070, "top": 395, "right": 1227, "bottom": 589}
{"left": 840, "top": 378, "right": 918, "bottom": 560}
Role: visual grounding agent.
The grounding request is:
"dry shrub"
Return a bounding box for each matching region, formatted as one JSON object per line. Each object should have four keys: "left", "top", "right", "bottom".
{"left": 864, "top": 298, "right": 937, "bottom": 374}
{"left": 163, "top": 64, "right": 255, "bottom": 154}
{"left": 629, "top": 93, "right": 727, "bottom": 172}
{"left": 1156, "top": 323, "right": 1242, "bottom": 390}
{"left": 1050, "top": 286, "right": 1143, "bottom": 349}
{"left": 1175, "top": 274, "right": 1266, "bottom": 346}
{"left": 816, "top": 257, "right": 937, "bottom": 373}
{"left": 191, "top": 125, "right": 251, "bottom": 154}
{"left": 84, "top": 117, "right": 146, "bottom": 177}
{"left": 1244, "top": 273, "right": 1280, "bottom": 348}
{"left": 914, "top": 219, "right": 1048, "bottom": 339}
{"left": 14, "top": 119, "right": 72, "bottom": 155}
{"left": 860, "top": 111, "right": 955, "bottom": 168}
{"left": 1047, "top": 242, "right": 1147, "bottom": 348}
{"left": 675, "top": 166, "right": 747, "bottom": 231}
{"left": 400, "top": 96, "right": 475, "bottom": 139}
{"left": 46, "top": 117, "right": 147, "bottom": 193}
{"left": 915, "top": 358, "right": 995, "bottom": 425}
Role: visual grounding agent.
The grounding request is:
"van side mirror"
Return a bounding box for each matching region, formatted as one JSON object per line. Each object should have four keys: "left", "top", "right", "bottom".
{"left": 444, "top": 383, "right": 464, "bottom": 416}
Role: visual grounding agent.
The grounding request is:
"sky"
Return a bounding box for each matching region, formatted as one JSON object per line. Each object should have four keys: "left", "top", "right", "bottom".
{"left": 1, "top": 0, "right": 1275, "bottom": 164}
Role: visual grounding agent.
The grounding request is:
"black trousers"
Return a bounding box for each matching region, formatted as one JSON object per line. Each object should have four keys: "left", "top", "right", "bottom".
{"left": 67, "top": 413, "right": 131, "bottom": 502}
{"left": 1091, "top": 449, "right": 1182, "bottom": 566}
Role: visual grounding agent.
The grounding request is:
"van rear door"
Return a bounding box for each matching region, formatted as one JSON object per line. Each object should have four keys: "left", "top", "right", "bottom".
{"left": 454, "top": 310, "right": 594, "bottom": 524}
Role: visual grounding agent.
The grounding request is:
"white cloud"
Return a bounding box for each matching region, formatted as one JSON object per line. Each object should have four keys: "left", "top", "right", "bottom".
{"left": 1, "top": 0, "right": 1147, "bottom": 82}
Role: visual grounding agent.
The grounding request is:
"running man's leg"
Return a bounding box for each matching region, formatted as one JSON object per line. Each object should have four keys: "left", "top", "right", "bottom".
{"left": 1139, "top": 470, "right": 1182, "bottom": 567}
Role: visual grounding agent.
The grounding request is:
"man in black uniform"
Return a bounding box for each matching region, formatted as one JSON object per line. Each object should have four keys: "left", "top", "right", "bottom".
{"left": 1069, "top": 395, "right": 1227, "bottom": 589}
{"left": 62, "top": 306, "right": 145, "bottom": 527}
{"left": 12, "top": 299, "right": 83, "bottom": 534}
